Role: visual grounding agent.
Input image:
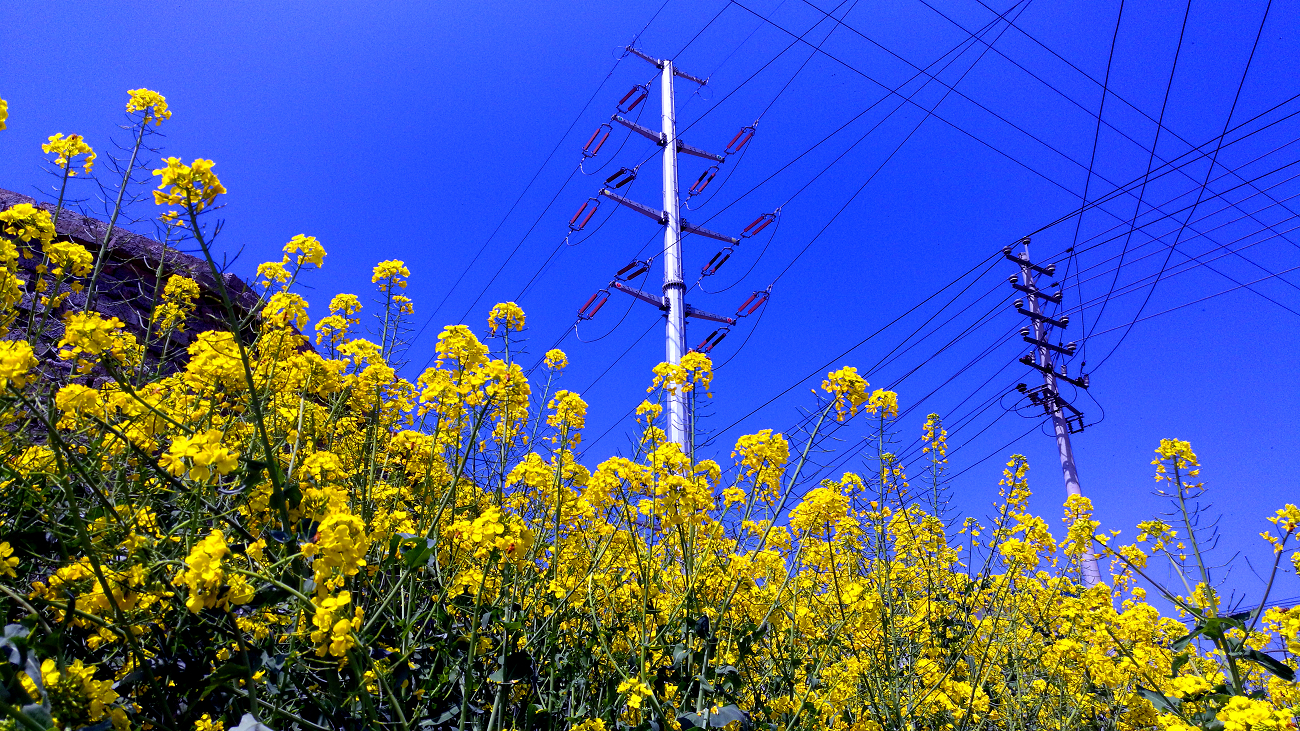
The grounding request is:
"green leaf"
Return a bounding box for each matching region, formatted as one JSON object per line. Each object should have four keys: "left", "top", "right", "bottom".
{"left": 19, "top": 705, "right": 52, "bottom": 729}
{"left": 231, "top": 713, "right": 275, "bottom": 731}
{"left": 1136, "top": 686, "right": 1181, "bottom": 714}
{"left": 203, "top": 655, "right": 264, "bottom": 698}
{"left": 679, "top": 704, "right": 750, "bottom": 730}
{"left": 1239, "top": 648, "right": 1296, "bottom": 681}
{"left": 1171, "top": 627, "right": 1202, "bottom": 652}
{"left": 1171, "top": 654, "right": 1190, "bottom": 676}
{"left": 247, "top": 583, "right": 290, "bottom": 609}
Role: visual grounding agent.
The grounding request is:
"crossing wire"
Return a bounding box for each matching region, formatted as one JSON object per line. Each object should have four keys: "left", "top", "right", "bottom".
{"left": 1087, "top": 0, "right": 1193, "bottom": 357}
{"left": 1068, "top": 0, "right": 1126, "bottom": 366}
{"left": 707, "top": 140, "right": 1300, "bottom": 477}
{"left": 747, "top": 0, "right": 1299, "bottom": 297}
{"left": 1024, "top": 101, "right": 1300, "bottom": 245}
{"left": 1088, "top": 0, "right": 1277, "bottom": 373}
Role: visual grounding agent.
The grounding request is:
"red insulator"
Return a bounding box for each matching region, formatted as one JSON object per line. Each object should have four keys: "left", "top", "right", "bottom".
{"left": 617, "top": 85, "right": 649, "bottom": 114}
{"left": 742, "top": 212, "right": 776, "bottom": 238}
{"left": 583, "top": 123, "right": 612, "bottom": 158}
{"left": 688, "top": 166, "right": 720, "bottom": 196}
{"left": 616, "top": 259, "right": 651, "bottom": 281}
{"left": 568, "top": 198, "right": 601, "bottom": 232}
{"left": 578, "top": 289, "right": 611, "bottom": 320}
{"left": 725, "top": 126, "right": 755, "bottom": 155}
{"left": 736, "top": 290, "right": 769, "bottom": 317}
{"left": 701, "top": 247, "right": 733, "bottom": 277}
{"left": 605, "top": 166, "right": 637, "bottom": 189}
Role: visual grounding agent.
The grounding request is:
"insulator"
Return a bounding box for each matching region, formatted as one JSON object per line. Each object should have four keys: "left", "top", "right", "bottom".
{"left": 688, "top": 166, "right": 720, "bottom": 196}
{"left": 615, "top": 259, "right": 651, "bottom": 281}
{"left": 1045, "top": 264, "right": 1057, "bottom": 276}
{"left": 605, "top": 166, "right": 637, "bottom": 189}
{"left": 724, "top": 125, "right": 755, "bottom": 155}
{"left": 701, "top": 247, "right": 733, "bottom": 277}
{"left": 736, "top": 290, "right": 769, "bottom": 317}
{"left": 617, "top": 85, "right": 649, "bottom": 114}
{"left": 696, "top": 327, "right": 730, "bottom": 354}
{"left": 741, "top": 212, "right": 776, "bottom": 238}
{"left": 582, "top": 123, "right": 612, "bottom": 158}
{"left": 568, "top": 197, "right": 601, "bottom": 232}
{"left": 577, "top": 289, "right": 611, "bottom": 320}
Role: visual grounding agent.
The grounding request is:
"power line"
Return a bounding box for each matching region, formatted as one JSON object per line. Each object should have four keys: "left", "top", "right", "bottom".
{"left": 1068, "top": 0, "right": 1125, "bottom": 365}
{"left": 1089, "top": 0, "right": 1276, "bottom": 372}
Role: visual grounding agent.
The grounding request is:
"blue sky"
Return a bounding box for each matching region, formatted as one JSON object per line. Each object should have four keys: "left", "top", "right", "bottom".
{"left": 2, "top": 0, "right": 1297, "bottom": 605}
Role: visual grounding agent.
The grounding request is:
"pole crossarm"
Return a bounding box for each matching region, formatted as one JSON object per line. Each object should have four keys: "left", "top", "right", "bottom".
{"left": 624, "top": 47, "right": 708, "bottom": 86}
{"left": 600, "top": 188, "right": 666, "bottom": 223}
{"left": 600, "top": 189, "right": 739, "bottom": 243}
{"left": 613, "top": 114, "right": 663, "bottom": 144}
{"left": 1018, "top": 355, "right": 1090, "bottom": 389}
{"left": 1010, "top": 281, "right": 1062, "bottom": 303}
{"left": 1003, "top": 246, "right": 1055, "bottom": 277}
{"left": 682, "top": 220, "right": 739, "bottom": 244}
{"left": 1022, "top": 334, "right": 1076, "bottom": 356}
{"left": 612, "top": 280, "right": 666, "bottom": 309}
{"left": 612, "top": 281, "right": 738, "bottom": 325}
{"left": 612, "top": 114, "right": 724, "bottom": 161}
{"left": 1015, "top": 306, "right": 1068, "bottom": 330}
{"left": 684, "top": 303, "right": 736, "bottom": 325}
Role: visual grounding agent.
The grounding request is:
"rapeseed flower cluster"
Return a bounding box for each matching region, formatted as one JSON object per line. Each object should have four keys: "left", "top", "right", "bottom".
{"left": 42, "top": 132, "right": 96, "bottom": 174}
{"left": 0, "top": 88, "right": 1295, "bottom": 731}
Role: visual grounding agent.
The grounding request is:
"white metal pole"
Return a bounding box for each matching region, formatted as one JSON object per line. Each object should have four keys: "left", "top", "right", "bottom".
{"left": 661, "top": 59, "right": 688, "bottom": 448}
{"left": 1020, "top": 242, "right": 1102, "bottom": 587}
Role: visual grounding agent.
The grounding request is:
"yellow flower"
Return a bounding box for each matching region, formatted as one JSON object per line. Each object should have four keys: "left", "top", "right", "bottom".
{"left": 194, "top": 714, "right": 224, "bottom": 731}
{"left": 42, "top": 133, "right": 96, "bottom": 175}
{"left": 544, "top": 348, "right": 568, "bottom": 370}
{"left": 617, "top": 677, "right": 653, "bottom": 710}
{"left": 1216, "top": 696, "right": 1295, "bottom": 731}
{"left": 152, "top": 274, "right": 200, "bottom": 332}
{"left": 284, "top": 233, "right": 326, "bottom": 267}
{"left": 43, "top": 239, "right": 94, "bottom": 277}
{"left": 372, "top": 259, "right": 410, "bottom": 288}
{"left": 58, "top": 311, "right": 142, "bottom": 374}
{"left": 0, "top": 96, "right": 7, "bottom": 130}
{"left": 866, "top": 388, "right": 898, "bottom": 418}
{"left": 821, "top": 365, "right": 869, "bottom": 420}
{"left": 173, "top": 530, "right": 254, "bottom": 613}
{"left": 0, "top": 340, "right": 37, "bottom": 391}
{"left": 649, "top": 353, "right": 713, "bottom": 397}
{"left": 547, "top": 390, "right": 587, "bottom": 434}
{"left": 159, "top": 430, "right": 240, "bottom": 483}
{"left": 488, "top": 301, "right": 526, "bottom": 335}
{"left": 25, "top": 658, "right": 119, "bottom": 730}
{"left": 152, "top": 157, "right": 226, "bottom": 212}
{"left": 0, "top": 202, "right": 56, "bottom": 246}
{"left": 262, "top": 291, "right": 310, "bottom": 330}
{"left": 126, "top": 88, "right": 171, "bottom": 125}
{"left": 0, "top": 541, "right": 18, "bottom": 577}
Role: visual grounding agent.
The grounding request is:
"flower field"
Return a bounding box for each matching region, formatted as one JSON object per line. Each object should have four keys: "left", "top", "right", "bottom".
{"left": 0, "top": 90, "right": 1297, "bottom": 731}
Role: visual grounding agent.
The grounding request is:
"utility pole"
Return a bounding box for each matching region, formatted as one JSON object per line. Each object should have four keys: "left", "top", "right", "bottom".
{"left": 660, "top": 57, "right": 689, "bottom": 447}
{"left": 599, "top": 47, "right": 738, "bottom": 449}
{"left": 1006, "top": 238, "right": 1103, "bottom": 587}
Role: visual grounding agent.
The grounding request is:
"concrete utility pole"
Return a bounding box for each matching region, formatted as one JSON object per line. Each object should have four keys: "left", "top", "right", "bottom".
{"left": 599, "top": 48, "right": 738, "bottom": 450}
{"left": 659, "top": 58, "right": 689, "bottom": 447}
{"left": 1007, "top": 238, "right": 1103, "bottom": 587}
